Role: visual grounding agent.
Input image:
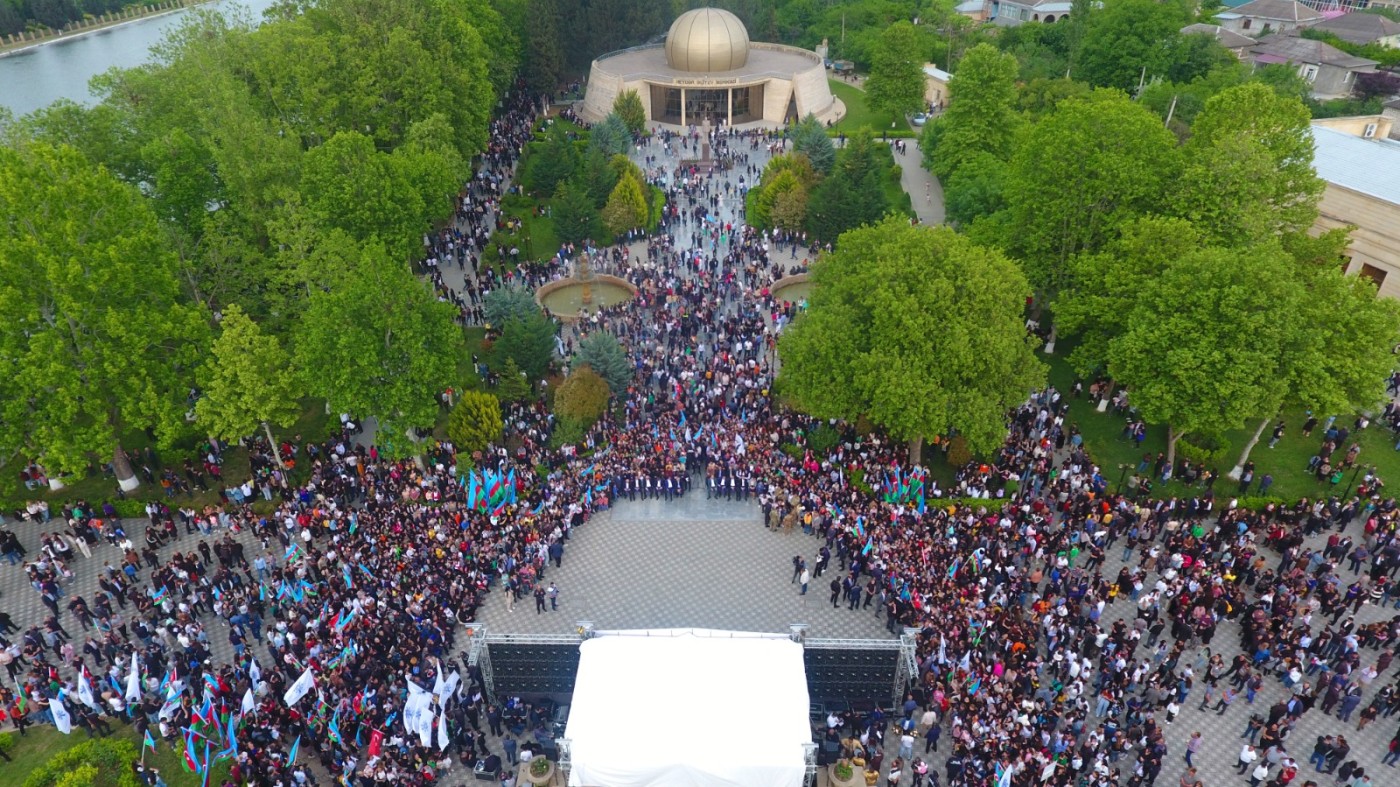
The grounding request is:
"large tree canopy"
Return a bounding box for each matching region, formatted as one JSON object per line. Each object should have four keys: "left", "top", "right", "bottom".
{"left": 778, "top": 217, "right": 1045, "bottom": 459}
{"left": 926, "top": 43, "right": 1022, "bottom": 180}
{"left": 1003, "top": 89, "right": 1179, "bottom": 295}
{"left": 0, "top": 143, "right": 208, "bottom": 480}
{"left": 293, "top": 243, "right": 460, "bottom": 456}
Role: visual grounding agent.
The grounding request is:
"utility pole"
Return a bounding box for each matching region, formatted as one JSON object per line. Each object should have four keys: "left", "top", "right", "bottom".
{"left": 1164, "top": 94, "right": 1178, "bottom": 127}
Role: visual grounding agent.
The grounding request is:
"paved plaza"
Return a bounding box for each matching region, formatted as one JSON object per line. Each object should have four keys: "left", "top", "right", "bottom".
{"left": 4, "top": 112, "right": 1398, "bottom": 787}
{"left": 475, "top": 493, "right": 893, "bottom": 639}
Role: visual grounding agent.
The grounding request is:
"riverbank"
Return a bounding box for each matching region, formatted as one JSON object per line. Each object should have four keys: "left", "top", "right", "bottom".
{"left": 0, "top": 0, "right": 206, "bottom": 58}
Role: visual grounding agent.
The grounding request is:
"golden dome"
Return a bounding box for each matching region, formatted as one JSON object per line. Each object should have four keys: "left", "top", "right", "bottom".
{"left": 665, "top": 8, "right": 750, "bottom": 72}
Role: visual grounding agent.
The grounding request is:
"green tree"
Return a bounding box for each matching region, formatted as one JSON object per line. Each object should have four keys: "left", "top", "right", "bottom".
{"left": 298, "top": 130, "right": 424, "bottom": 260}
{"left": 493, "top": 311, "right": 556, "bottom": 382}
{"left": 614, "top": 89, "right": 647, "bottom": 136}
{"left": 1017, "top": 77, "right": 1092, "bottom": 119}
{"left": 195, "top": 304, "right": 302, "bottom": 468}
{"left": 590, "top": 112, "right": 631, "bottom": 157}
{"left": 526, "top": 122, "right": 582, "bottom": 197}
{"left": 865, "top": 20, "right": 927, "bottom": 120}
{"left": 771, "top": 185, "right": 811, "bottom": 232}
{"left": 806, "top": 129, "right": 891, "bottom": 244}
{"left": 483, "top": 286, "right": 542, "bottom": 328}
{"left": 1073, "top": 0, "right": 1192, "bottom": 91}
{"left": 601, "top": 172, "right": 648, "bottom": 235}
{"left": 494, "top": 358, "right": 532, "bottom": 403}
{"left": 778, "top": 217, "right": 1045, "bottom": 461}
{"left": 1105, "top": 242, "right": 1304, "bottom": 467}
{"left": 578, "top": 147, "right": 618, "bottom": 208}
{"left": 1004, "top": 89, "right": 1179, "bottom": 296}
{"left": 522, "top": 0, "right": 563, "bottom": 94}
{"left": 1251, "top": 63, "right": 1312, "bottom": 103}
{"left": 294, "top": 242, "right": 459, "bottom": 457}
{"left": 790, "top": 114, "right": 835, "bottom": 174}
{"left": 576, "top": 331, "right": 632, "bottom": 394}
{"left": 446, "top": 389, "right": 504, "bottom": 455}
{"left": 927, "top": 43, "right": 1021, "bottom": 179}
{"left": 554, "top": 364, "right": 612, "bottom": 424}
{"left": 553, "top": 179, "right": 600, "bottom": 245}
{"left": 1174, "top": 82, "right": 1323, "bottom": 243}
{"left": 943, "top": 151, "right": 1009, "bottom": 228}
{"left": 0, "top": 143, "right": 208, "bottom": 488}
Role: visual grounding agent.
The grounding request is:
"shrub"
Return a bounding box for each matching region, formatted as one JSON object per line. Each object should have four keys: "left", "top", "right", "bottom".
{"left": 1178, "top": 432, "right": 1228, "bottom": 465}
{"left": 531, "top": 756, "right": 552, "bottom": 777}
{"left": 945, "top": 435, "right": 972, "bottom": 468}
{"left": 23, "top": 738, "right": 141, "bottom": 787}
{"left": 550, "top": 416, "right": 590, "bottom": 449}
{"left": 575, "top": 332, "right": 631, "bottom": 394}
{"left": 483, "top": 287, "right": 541, "bottom": 328}
{"left": 446, "top": 391, "right": 504, "bottom": 455}
{"left": 806, "top": 423, "right": 841, "bottom": 455}
{"left": 554, "top": 366, "right": 611, "bottom": 425}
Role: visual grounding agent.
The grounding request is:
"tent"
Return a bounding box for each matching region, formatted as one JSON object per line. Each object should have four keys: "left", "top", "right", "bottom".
{"left": 565, "top": 629, "right": 810, "bottom": 787}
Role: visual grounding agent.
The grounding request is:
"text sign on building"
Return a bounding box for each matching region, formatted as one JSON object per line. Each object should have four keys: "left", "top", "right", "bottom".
{"left": 673, "top": 78, "right": 741, "bottom": 86}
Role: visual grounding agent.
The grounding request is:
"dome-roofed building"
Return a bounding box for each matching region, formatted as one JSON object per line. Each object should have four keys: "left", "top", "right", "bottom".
{"left": 666, "top": 7, "right": 750, "bottom": 71}
{"left": 582, "top": 7, "right": 839, "bottom": 127}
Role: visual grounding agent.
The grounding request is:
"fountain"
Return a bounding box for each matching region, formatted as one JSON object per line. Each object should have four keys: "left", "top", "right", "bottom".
{"left": 536, "top": 251, "right": 639, "bottom": 322}
{"left": 770, "top": 272, "right": 813, "bottom": 306}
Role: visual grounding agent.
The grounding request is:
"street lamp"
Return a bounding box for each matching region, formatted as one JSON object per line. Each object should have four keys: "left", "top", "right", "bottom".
{"left": 1116, "top": 463, "right": 1129, "bottom": 495}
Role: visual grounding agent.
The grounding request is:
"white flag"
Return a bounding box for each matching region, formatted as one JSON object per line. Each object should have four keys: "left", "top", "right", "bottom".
{"left": 76, "top": 670, "right": 98, "bottom": 711}
{"left": 125, "top": 653, "right": 141, "bottom": 703}
{"left": 443, "top": 670, "right": 462, "bottom": 701}
{"left": 403, "top": 690, "right": 430, "bottom": 736}
{"left": 432, "top": 669, "right": 447, "bottom": 698}
{"left": 283, "top": 668, "right": 316, "bottom": 706}
{"left": 416, "top": 700, "right": 434, "bottom": 748}
{"left": 241, "top": 687, "right": 256, "bottom": 716}
{"left": 249, "top": 657, "right": 262, "bottom": 686}
{"left": 436, "top": 708, "right": 450, "bottom": 751}
{"left": 51, "top": 696, "right": 73, "bottom": 735}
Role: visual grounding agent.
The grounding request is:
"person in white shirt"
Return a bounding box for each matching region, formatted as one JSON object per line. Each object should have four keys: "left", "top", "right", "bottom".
{"left": 1238, "top": 743, "right": 1259, "bottom": 774}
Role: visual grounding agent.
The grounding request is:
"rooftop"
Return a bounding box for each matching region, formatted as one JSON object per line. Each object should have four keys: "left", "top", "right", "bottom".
{"left": 1229, "top": 0, "right": 1325, "bottom": 21}
{"left": 1181, "top": 23, "right": 1256, "bottom": 49}
{"left": 1311, "top": 11, "right": 1400, "bottom": 45}
{"left": 1310, "top": 125, "right": 1400, "bottom": 206}
{"left": 595, "top": 42, "right": 822, "bottom": 84}
{"left": 923, "top": 64, "right": 952, "bottom": 82}
{"left": 1250, "top": 33, "right": 1378, "bottom": 68}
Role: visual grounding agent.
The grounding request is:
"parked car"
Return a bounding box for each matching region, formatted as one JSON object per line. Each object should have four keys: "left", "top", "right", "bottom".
{"left": 910, "top": 113, "right": 928, "bottom": 126}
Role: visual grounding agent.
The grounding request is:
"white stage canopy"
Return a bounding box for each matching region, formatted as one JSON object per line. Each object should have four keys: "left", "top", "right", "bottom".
{"left": 565, "top": 629, "right": 810, "bottom": 787}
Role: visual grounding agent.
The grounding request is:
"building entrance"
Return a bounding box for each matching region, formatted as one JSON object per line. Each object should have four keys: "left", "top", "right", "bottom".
{"left": 651, "top": 85, "right": 763, "bottom": 126}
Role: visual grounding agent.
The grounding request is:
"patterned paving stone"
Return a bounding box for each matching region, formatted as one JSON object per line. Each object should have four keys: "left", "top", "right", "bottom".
{"left": 476, "top": 494, "right": 893, "bottom": 641}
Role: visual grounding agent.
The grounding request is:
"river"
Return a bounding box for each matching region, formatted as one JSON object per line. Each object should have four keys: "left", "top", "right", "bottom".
{"left": 0, "top": 0, "right": 278, "bottom": 117}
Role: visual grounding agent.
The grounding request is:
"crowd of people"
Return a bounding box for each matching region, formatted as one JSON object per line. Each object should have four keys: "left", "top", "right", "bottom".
{"left": 2, "top": 82, "right": 1400, "bottom": 787}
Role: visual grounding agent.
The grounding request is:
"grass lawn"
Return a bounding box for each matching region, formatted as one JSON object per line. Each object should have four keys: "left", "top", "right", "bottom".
{"left": 0, "top": 399, "right": 333, "bottom": 514}
{"left": 828, "top": 79, "right": 915, "bottom": 136}
{"left": 5, "top": 725, "right": 230, "bottom": 786}
{"left": 1043, "top": 348, "right": 1400, "bottom": 501}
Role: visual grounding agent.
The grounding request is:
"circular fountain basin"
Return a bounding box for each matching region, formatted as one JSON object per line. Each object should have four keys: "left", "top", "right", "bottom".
{"left": 536, "top": 275, "right": 639, "bottom": 321}
{"left": 771, "top": 273, "right": 813, "bottom": 306}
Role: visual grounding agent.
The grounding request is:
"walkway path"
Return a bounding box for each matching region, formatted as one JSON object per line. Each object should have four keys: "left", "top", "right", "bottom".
{"left": 893, "top": 140, "right": 944, "bottom": 226}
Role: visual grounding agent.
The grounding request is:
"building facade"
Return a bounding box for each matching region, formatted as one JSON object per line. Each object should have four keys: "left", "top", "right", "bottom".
{"left": 1309, "top": 119, "right": 1400, "bottom": 299}
{"left": 581, "top": 8, "right": 837, "bottom": 127}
